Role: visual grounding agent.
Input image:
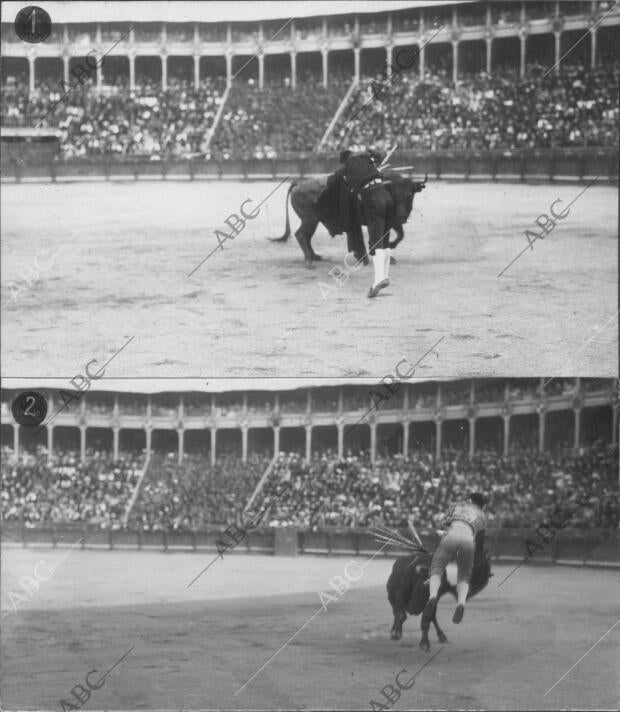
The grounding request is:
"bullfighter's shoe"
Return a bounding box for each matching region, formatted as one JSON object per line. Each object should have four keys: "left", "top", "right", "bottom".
{"left": 422, "top": 596, "right": 437, "bottom": 621}
{"left": 367, "top": 279, "right": 389, "bottom": 298}
{"left": 452, "top": 604, "right": 465, "bottom": 624}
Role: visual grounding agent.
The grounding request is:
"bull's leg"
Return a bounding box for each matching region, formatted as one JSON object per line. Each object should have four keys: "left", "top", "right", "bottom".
{"left": 347, "top": 226, "right": 368, "bottom": 265}
{"left": 432, "top": 612, "right": 448, "bottom": 643}
{"left": 387, "top": 225, "right": 404, "bottom": 260}
{"left": 295, "top": 219, "right": 317, "bottom": 268}
{"left": 390, "top": 607, "right": 407, "bottom": 641}
{"left": 419, "top": 582, "right": 438, "bottom": 652}
{"left": 419, "top": 613, "right": 431, "bottom": 652}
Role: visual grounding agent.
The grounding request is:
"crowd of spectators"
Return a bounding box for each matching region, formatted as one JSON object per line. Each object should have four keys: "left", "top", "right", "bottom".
{"left": 1, "top": 446, "right": 143, "bottom": 526}
{"left": 210, "top": 73, "right": 349, "bottom": 158}
{"left": 2, "top": 60, "right": 617, "bottom": 158}
{"left": 259, "top": 442, "right": 619, "bottom": 531}
{"left": 128, "top": 451, "right": 271, "bottom": 530}
{"left": 3, "top": 442, "right": 617, "bottom": 533}
{"left": 2, "top": 76, "right": 226, "bottom": 158}
{"left": 330, "top": 62, "right": 619, "bottom": 152}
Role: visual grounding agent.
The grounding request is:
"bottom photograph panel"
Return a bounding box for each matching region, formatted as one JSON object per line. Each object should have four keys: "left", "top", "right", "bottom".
{"left": 1, "top": 377, "right": 619, "bottom": 712}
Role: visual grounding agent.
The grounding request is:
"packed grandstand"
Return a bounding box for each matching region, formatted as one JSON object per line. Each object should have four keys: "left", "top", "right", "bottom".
{"left": 2, "top": 378, "right": 618, "bottom": 532}
{"left": 1, "top": 1, "right": 619, "bottom": 160}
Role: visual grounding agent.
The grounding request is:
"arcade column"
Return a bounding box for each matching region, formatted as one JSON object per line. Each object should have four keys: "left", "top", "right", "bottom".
{"left": 273, "top": 425, "right": 280, "bottom": 456}
{"left": 573, "top": 396, "right": 582, "bottom": 451}
{"left": 241, "top": 425, "right": 248, "bottom": 463}
{"left": 419, "top": 41, "right": 425, "bottom": 79}
{"left": 161, "top": 52, "right": 168, "bottom": 91}
{"left": 193, "top": 54, "right": 200, "bottom": 89}
{"left": 210, "top": 427, "right": 217, "bottom": 466}
{"left": 553, "top": 30, "right": 561, "bottom": 74}
{"left": 226, "top": 52, "right": 233, "bottom": 87}
{"left": 305, "top": 424, "right": 312, "bottom": 462}
{"left": 485, "top": 36, "right": 493, "bottom": 74}
{"left": 177, "top": 427, "right": 185, "bottom": 465}
{"left": 62, "top": 54, "right": 69, "bottom": 86}
{"left": 47, "top": 425, "right": 54, "bottom": 463}
{"left": 402, "top": 420, "right": 409, "bottom": 457}
{"left": 452, "top": 40, "right": 459, "bottom": 83}
{"left": 258, "top": 51, "right": 264, "bottom": 89}
{"left": 370, "top": 421, "right": 377, "bottom": 463}
{"left": 113, "top": 427, "right": 120, "bottom": 461}
{"left": 321, "top": 46, "right": 329, "bottom": 88}
{"left": 129, "top": 53, "right": 136, "bottom": 91}
{"left": 28, "top": 56, "right": 36, "bottom": 94}
{"left": 434, "top": 409, "right": 444, "bottom": 460}
{"left": 145, "top": 423, "right": 153, "bottom": 459}
{"left": 537, "top": 403, "right": 547, "bottom": 453}
{"left": 290, "top": 51, "right": 297, "bottom": 89}
{"left": 384, "top": 44, "right": 391, "bottom": 76}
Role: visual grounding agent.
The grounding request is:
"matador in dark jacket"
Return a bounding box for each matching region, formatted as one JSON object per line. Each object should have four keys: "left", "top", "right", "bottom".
{"left": 342, "top": 148, "right": 394, "bottom": 298}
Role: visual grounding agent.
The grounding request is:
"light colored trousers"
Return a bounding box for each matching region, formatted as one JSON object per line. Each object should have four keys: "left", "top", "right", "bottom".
{"left": 430, "top": 521, "right": 475, "bottom": 583}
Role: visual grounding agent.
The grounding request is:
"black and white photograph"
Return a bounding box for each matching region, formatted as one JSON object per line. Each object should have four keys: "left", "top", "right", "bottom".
{"left": 1, "top": 1, "right": 619, "bottom": 711}
{"left": 1, "top": 0, "right": 618, "bottom": 377}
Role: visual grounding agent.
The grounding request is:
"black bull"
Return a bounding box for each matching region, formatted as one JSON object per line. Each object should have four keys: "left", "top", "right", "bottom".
{"left": 387, "top": 531, "right": 492, "bottom": 651}
{"left": 269, "top": 171, "right": 426, "bottom": 267}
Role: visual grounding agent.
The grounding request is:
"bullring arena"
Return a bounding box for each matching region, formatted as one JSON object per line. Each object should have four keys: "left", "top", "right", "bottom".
{"left": 1, "top": 545, "right": 619, "bottom": 710}
{"left": 1, "top": 178, "right": 617, "bottom": 378}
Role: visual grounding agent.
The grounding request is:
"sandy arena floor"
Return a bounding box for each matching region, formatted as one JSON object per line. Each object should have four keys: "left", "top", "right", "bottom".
{"left": 1, "top": 546, "right": 619, "bottom": 710}
{"left": 1, "top": 179, "right": 617, "bottom": 379}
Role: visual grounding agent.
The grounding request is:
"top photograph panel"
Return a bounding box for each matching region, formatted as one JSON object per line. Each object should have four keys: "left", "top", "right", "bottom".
{"left": 1, "top": 0, "right": 618, "bottom": 379}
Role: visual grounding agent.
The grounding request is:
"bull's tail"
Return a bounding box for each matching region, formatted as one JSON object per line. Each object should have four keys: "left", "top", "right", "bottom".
{"left": 268, "top": 181, "right": 294, "bottom": 242}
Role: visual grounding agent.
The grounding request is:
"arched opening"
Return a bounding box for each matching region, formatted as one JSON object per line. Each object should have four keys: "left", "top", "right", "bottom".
{"left": 509, "top": 413, "right": 538, "bottom": 451}
{"left": 546, "top": 410, "right": 575, "bottom": 451}
{"left": 215, "top": 428, "right": 242, "bottom": 457}
{"left": 408, "top": 421, "right": 435, "bottom": 454}
{"left": 581, "top": 406, "right": 612, "bottom": 446}
{"left": 312, "top": 425, "right": 338, "bottom": 454}
{"left": 474, "top": 416, "right": 503, "bottom": 453}
{"left": 87, "top": 427, "right": 113, "bottom": 454}
{"left": 119, "top": 428, "right": 146, "bottom": 454}
{"left": 459, "top": 39, "right": 486, "bottom": 75}
{"left": 493, "top": 36, "right": 520, "bottom": 74}
{"left": 248, "top": 427, "right": 274, "bottom": 457}
{"left": 526, "top": 33, "right": 555, "bottom": 70}
{"left": 151, "top": 429, "right": 178, "bottom": 455}
{"left": 377, "top": 422, "right": 403, "bottom": 456}
{"left": 297, "top": 51, "right": 323, "bottom": 84}
{"left": 184, "top": 429, "right": 212, "bottom": 456}
{"left": 279, "top": 426, "right": 306, "bottom": 454}
{"left": 168, "top": 55, "right": 193, "bottom": 86}
{"left": 443, "top": 419, "right": 469, "bottom": 452}
{"left": 135, "top": 56, "right": 162, "bottom": 88}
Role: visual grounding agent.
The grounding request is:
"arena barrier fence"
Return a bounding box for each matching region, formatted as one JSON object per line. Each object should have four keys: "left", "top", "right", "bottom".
{"left": 2, "top": 522, "right": 618, "bottom": 568}
{"left": 2, "top": 148, "right": 618, "bottom": 184}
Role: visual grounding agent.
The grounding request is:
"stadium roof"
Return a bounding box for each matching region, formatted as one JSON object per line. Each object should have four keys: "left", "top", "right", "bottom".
{"left": 2, "top": 1, "right": 469, "bottom": 24}
{"left": 3, "top": 377, "right": 456, "bottom": 394}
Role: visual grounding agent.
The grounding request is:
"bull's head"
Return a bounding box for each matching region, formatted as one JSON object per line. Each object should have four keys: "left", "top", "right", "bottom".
{"left": 412, "top": 173, "right": 428, "bottom": 195}
{"left": 397, "top": 173, "right": 427, "bottom": 224}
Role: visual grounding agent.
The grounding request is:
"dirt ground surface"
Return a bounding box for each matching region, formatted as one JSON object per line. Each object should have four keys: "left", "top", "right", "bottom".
{"left": 1, "top": 179, "right": 617, "bottom": 379}
{"left": 1, "top": 547, "right": 619, "bottom": 710}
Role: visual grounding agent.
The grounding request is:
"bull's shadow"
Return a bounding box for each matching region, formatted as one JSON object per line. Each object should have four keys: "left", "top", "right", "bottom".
{"left": 385, "top": 528, "right": 492, "bottom": 652}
